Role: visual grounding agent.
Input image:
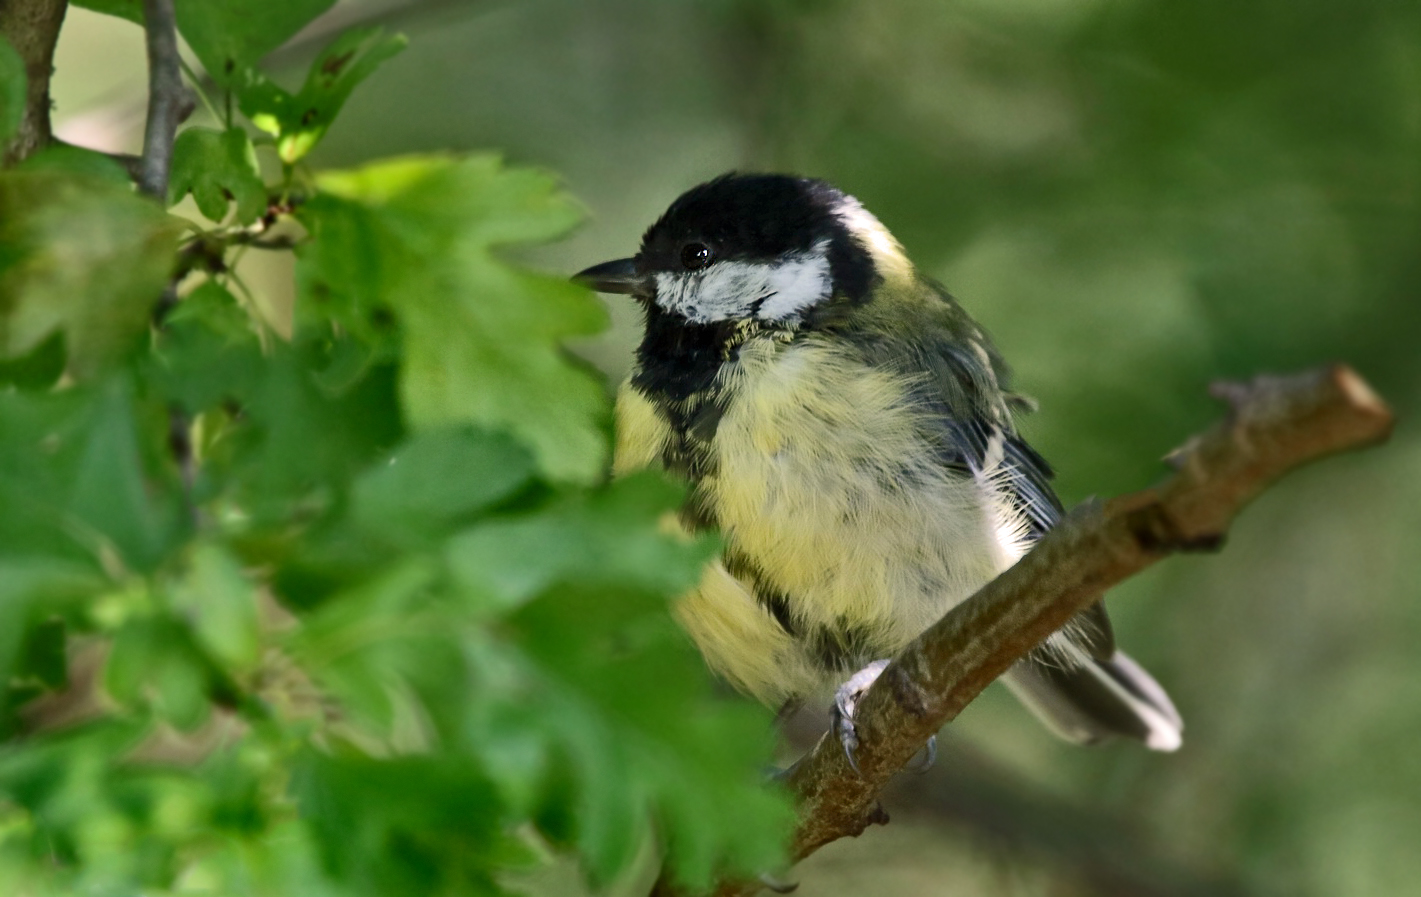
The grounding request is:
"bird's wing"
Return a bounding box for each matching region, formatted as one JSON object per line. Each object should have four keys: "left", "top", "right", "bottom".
{"left": 846, "top": 280, "right": 1183, "bottom": 749}
{"left": 924, "top": 360, "right": 1184, "bottom": 748}
{"left": 909, "top": 331, "right": 1119, "bottom": 660}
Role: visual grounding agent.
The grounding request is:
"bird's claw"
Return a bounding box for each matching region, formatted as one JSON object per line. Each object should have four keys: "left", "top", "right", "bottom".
{"left": 908, "top": 734, "right": 937, "bottom": 774}
{"left": 831, "top": 660, "right": 890, "bottom": 776}
{"left": 837, "top": 716, "right": 863, "bottom": 774}
{"left": 758, "top": 872, "right": 800, "bottom": 893}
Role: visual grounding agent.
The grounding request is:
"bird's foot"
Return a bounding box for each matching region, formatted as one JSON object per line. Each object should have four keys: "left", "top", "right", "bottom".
{"left": 832, "top": 659, "right": 890, "bottom": 774}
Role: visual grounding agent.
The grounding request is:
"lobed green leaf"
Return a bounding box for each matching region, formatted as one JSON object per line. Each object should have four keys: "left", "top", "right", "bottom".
{"left": 301, "top": 154, "right": 609, "bottom": 483}
{"left": 174, "top": 0, "right": 336, "bottom": 87}
{"left": 168, "top": 127, "right": 267, "bottom": 224}
{"left": 451, "top": 474, "right": 791, "bottom": 887}
{"left": 241, "top": 27, "right": 408, "bottom": 165}
{"left": 0, "top": 169, "right": 181, "bottom": 379}
{"left": 291, "top": 750, "right": 517, "bottom": 896}
{"left": 447, "top": 472, "right": 716, "bottom": 608}
{"left": 144, "top": 279, "right": 264, "bottom": 414}
{"left": 0, "top": 379, "right": 185, "bottom": 573}
{"left": 352, "top": 426, "right": 536, "bottom": 547}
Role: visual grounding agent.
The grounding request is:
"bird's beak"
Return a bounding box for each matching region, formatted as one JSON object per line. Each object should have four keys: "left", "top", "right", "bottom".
{"left": 574, "top": 257, "right": 646, "bottom": 295}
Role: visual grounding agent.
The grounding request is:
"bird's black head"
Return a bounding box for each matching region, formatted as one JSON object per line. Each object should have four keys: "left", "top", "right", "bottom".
{"left": 577, "top": 173, "right": 880, "bottom": 326}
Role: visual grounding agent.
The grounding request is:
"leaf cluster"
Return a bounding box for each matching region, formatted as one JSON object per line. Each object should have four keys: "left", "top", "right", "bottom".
{"left": 0, "top": 5, "right": 791, "bottom": 895}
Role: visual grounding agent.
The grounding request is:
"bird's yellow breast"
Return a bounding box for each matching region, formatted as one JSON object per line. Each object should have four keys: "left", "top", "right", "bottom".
{"left": 614, "top": 335, "right": 1028, "bottom": 704}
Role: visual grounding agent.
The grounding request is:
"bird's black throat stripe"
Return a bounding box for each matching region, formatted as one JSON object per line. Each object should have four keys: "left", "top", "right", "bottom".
{"left": 632, "top": 303, "right": 740, "bottom": 405}
{"left": 631, "top": 303, "right": 751, "bottom": 489}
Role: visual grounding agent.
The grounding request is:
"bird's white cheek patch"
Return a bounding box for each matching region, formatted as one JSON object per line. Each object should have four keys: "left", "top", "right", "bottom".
{"left": 755, "top": 249, "right": 833, "bottom": 322}
{"left": 653, "top": 244, "right": 832, "bottom": 324}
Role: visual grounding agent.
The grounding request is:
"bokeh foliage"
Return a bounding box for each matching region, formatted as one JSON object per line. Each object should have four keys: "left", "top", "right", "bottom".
{"left": 0, "top": 4, "right": 793, "bottom": 895}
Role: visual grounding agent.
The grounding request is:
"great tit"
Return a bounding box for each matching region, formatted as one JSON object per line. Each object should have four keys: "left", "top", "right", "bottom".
{"left": 578, "top": 173, "right": 1183, "bottom": 753}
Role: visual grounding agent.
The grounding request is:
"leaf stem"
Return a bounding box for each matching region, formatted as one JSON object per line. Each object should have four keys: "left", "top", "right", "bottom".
{"left": 177, "top": 55, "right": 223, "bottom": 125}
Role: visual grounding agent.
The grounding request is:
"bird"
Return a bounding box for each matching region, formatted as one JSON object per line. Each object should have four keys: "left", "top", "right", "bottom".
{"left": 577, "top": 173, "right": 1182, "bottom": 756}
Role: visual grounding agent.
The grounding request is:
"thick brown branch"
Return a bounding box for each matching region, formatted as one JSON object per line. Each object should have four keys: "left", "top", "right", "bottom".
{"left": 0, "top": 0, "right": 68, "bottom": 166}
{"left": 667, "top": 364, "right": 1392, "bottom": 897}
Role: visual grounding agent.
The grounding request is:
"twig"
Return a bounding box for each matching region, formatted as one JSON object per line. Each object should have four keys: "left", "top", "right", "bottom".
{"left": 138, "top": 0, "right": 187, "bottom": 198}
{"left": 0, "top": 0, "right": 69, "bottom": 166}
{"left": 137, "top": 0, "right": 199, "bottom": 523}
{"left": 171, "top": 221, "right": 304, "bottom": 284}
{"left": 655, "top": 364, "right": 1393, "bottom": 897}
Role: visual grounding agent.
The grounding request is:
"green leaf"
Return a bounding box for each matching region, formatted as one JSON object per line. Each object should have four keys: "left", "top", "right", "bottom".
{"left": 66, "top": 376, "right": 184, "bottom": 572}
{"left": 16, "top": 142, "right": 133, "bottom": 186}
{"left": 71, "top": 0, "right": 143, "bottom": 24}
{"left": 291, "top": 189, "right": 394, "bottom": 346}
{"left": 446, "top": 471, "right": 791, "bottom": 887}
{"left": 301, "top": 155, "right": 609, "bottom": 482}
{"left": 509, "top": 579, "right": 792, "bottom": 889}
{"left": 240, "top": 27, "right": 407, "bottom": 164}
{"left": 145, "top": 279, "right": 264, "bottom": 413}
{"left": 20, "top": 618, "right": 67, "bottom": 689}
{"left": 0, "top": 559, "right": 100, "bottom": 692}
{"left": 168, "top": 127, "right": 267, "bottom": 224}
{"left": 0, "top": 328, "right": 65, "bottom": 390}
{"left": 174, "top": 0, "right": 336, "bottom": 86}
{"left": 290, "top": 558, "right": 445, "bottom": 734}
{"left": 291, "top": 751, "right": 512, "bottom": 896}
{"left": 447, "top": 472, "right": 715, "bottom": 607}
{"left": 0, "top": 169, "right": 181, "bottom": 378}
{"left": 0, "top": 390, "right": 96, "bottom": 562}
{"left": 0, "top": 378, "right": 183, "bottom": 572}
{"left": 352, "top": 427, "right": 535, "bottom": 545}
{"left": 0, "top": 35, "right": 24, "bottom": 143}
{"left": 106, "top": 616, "right": 213, "bottom": 730}
{"left": 168, "top": 544, "right": 261, "bottom": 674}
{"left": 230, "top": 335, "right": 404, "bottom": 513}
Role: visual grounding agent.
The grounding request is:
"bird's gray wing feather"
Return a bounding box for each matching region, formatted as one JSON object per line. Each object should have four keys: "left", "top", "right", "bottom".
{"left": 884, "top": 287, "right": 1183, "bottom": 749}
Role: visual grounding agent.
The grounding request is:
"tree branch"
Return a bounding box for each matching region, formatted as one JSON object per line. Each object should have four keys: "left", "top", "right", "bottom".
{"left": 657, "top": 364, "right": 1393, "bottom": 897}
{"left": 0, "top": 0, "right": 68, "bottom": 166}
{"left": 138, "top": 0, "right": 186, "bottom": 199}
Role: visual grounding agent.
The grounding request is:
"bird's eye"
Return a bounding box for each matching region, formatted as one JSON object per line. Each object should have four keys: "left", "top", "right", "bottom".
{"left": 680, "top": 242, "right": 714, "bottom": 271}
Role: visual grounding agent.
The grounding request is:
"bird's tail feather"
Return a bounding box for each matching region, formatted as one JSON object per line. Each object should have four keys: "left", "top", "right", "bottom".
{"left": 1001, "top": 644, "right": 1183, "bottom": 752}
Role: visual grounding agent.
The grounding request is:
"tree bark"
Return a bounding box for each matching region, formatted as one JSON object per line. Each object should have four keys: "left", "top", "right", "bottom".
{"left": 1, "top": 0, "right": 68, "bottom": 166}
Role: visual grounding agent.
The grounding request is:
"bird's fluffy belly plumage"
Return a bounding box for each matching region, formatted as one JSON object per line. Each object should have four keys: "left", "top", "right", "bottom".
{"left": 617, "top": 336, "right": 1031, "bottom": 706}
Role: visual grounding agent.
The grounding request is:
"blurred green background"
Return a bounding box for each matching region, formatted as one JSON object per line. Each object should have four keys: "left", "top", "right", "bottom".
{"left": 51, "top": 1, "right": 1421, "bottom": 894}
